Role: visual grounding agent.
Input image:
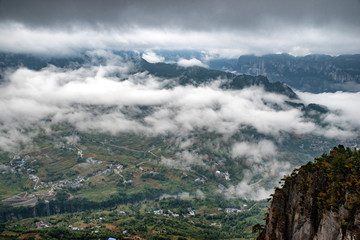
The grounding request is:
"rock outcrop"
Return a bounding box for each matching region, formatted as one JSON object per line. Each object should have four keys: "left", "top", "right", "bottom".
{"left": 258, "top": 145, "right": 360, "bottom": 240}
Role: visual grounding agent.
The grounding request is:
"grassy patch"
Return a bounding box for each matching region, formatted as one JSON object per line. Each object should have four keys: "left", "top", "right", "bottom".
{"left": 0, "top": 175, "right": 28, "bottom": 200}
{"left": 76, "top": 184, "right": 118, "bottom": 202}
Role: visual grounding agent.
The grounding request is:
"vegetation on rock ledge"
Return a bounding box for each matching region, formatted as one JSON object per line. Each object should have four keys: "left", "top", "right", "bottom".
{"left": 258, "top": 145, "right": 360, "bottom": 239}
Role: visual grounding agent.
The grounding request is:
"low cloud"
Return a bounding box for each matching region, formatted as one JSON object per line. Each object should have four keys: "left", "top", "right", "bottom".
{"left": 142, "top": 51, "right": 165, "bottom": 63}
{"left": 0, "top": 51, "right": 358, "bottom": 152}
{"left": 232, "top": 140, "right": 277, "bottom": 163}
{"left": 224, "top": 177, "right": 272, "bottom": 201}
{"left": 160, "top": 151, "right": 206, "bottom": 170}
{"left": 298, "top": 91, "right": 360, "bottom": 131}
{"left": 63, "top": 135, "right": 80, "bottom": 145}
{"left": 222, "top": 140, "right": 291, "bottom": 200}
{"left": 177, "top": 58, "right": 207, "bottom": 68}
{"left": 159, "top": 190, "right": 204, "bottom": 200}
{"left": 0, "top": 51, "right": 358, "bottom": 200}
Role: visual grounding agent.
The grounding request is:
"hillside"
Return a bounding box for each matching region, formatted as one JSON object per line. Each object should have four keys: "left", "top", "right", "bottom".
{"left": 0, "top": 52, "right": 359, "bottom": 239}
{"left": 2, "top": 52, "right": 360, "bottom": 93}
{"left": 209, "top": 54, "right": 360, "bottom": 93}
{"left": 257, "top": 145, "right": 360, "bottom": 240}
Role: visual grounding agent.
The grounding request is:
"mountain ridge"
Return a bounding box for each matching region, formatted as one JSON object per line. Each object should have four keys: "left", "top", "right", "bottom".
{"left": 0, "top": 52, "right": 299, "bottom": 99}
{"left": 235, "top": 54, "right": 360, "bottom": 93}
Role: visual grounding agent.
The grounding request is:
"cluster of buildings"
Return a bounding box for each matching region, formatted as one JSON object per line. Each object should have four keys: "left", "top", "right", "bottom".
{"left": 68, "top": 225, "right": 81, "bottom": 231}
{"left": 298, "top": 135, "right": 360, "bottom": 153}
{"left": 224, "top": 204, "right": 249, "bottom": 214}
{"left": 107, "top": 164, "right": 123, "bottom": 175}
{"left": 86, "top": 157, "right": 102, "bottom": 165}
{"left": 29, "top": 174, "right": 85, "bottom": 191}
{"left": 153, "top": 209, "right": 180, "bottom": 218}
{"left": 93, "top": 163, "right": 124, "bottom": 176}
{"left": 215, "top": 170, "right": 231, "bottom": 181}
{"left": 0, "top": 155, "right": 37, "bottom": 175}
{"left": 53, "top": 176, "right": 86, "bottom": 189}
{"left": 210, "top": 222, "right": 221, "bottom": 227}
{"left": 225, "top": 207, "right": 244, "bottom": 214}
{"left": 36, "top": 221, "right": 51, "bottom": 229}
{"left": 153, "top": 208, "right": 194, "bottom": 218}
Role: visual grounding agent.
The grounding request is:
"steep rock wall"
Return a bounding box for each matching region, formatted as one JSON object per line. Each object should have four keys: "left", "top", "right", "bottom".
{"left": 258, "top": 146, "right": 360, "bottom": 240}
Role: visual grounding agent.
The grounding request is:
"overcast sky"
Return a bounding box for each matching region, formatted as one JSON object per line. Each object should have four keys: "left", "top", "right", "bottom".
{"left": 0, "top": 0, "right": 359, "bottom": 56}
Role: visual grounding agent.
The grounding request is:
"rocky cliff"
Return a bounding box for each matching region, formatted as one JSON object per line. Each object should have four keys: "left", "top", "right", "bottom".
{"left": 258, "top": 145, "right": 360, "bottom": 240}
{"left": 237, "top": 54, "right": 360, "bottom": 93}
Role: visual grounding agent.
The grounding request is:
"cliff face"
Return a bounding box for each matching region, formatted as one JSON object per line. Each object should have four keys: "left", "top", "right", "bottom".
{"left": 237, "top": 54, "right": 360, "bottom": 93}
{"left": 258, "top": 146, "right": 360, "bottom": 240}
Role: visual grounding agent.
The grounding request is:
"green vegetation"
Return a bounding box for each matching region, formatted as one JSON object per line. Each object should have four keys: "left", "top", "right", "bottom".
{"left": 0, "top": 121, "right": 358, "bottom": 239}
{"left": 0, "top": 174, "right": 29, "bottom": 199}
{"left": 270, "top": 145, "right": 360, "bottom": 236}
{"left": 0, "top": 197, "right": 266, "bottom": 239}
{"left": 314, "top": 146, "right": 360, "bottom": 214}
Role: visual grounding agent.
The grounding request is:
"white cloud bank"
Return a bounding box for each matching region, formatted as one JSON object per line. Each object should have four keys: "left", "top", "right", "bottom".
{"left": 0, "top": 51, "right": 358, "bottom": 151}
{"left": 0, "top": 51, "right": 359, "bottom": 200}
{"left": 142, "top": 51, "right": 165, "bottom": 63}
{"left": 220, "top": 140, "right": 291, "bottom": 200}
{"left": 298, "top": 91, "right": 360, "bottom": 130}
{"left": 224, "top": 173, "right": 274, "bottom": 200}
{"left": 232, "top": 140, "right": 277, "bottom": 163}
{"left": 0, "top": 23, "right": 359, "bottom": 57}
{"left": 177, "top": 58, "right": 207, "bottom": 68}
